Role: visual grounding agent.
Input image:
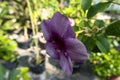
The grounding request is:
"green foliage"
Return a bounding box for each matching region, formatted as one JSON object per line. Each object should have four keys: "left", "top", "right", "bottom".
{"left": 1, "top": 0, "right": 120, "bottom": 79}
{"left": 61, "top": 0, "right": 84, "bottom": 18}
{"left": 0, "top": 64, "right": 5, "bottom": 80}
{"left": 95, "top": 35, "right": 110, "bottom": 52}
{"left": 8, "top": 67, "right": 30, "bottom": 80}
{"left": 74, "top": 0, "right": 120, "bottom": 79}
{"left": 81, "top": 0, "right": 92, "bottom": 11}
{"left": 0, "top": 35, "right": 17, "bottom": 61}
{"left": 0, "top": 1, "right": 21, "bottom": 31}
{"left": 105, "top": 20, "right": 120, "bottom": 37}
{"left": 87, "top": 2, "right": 111, "bottom": 19}
{"left": 94, "top": 20, "right": 105, "bottom": 28}
{"left": 90, "top": 48, "right": 120, "bottom": 78}
{"left": 76, "top": 19, "right": 110, "bottom": 53}
{"left": 0, "top": 64, "right": 30, "bottom": 80}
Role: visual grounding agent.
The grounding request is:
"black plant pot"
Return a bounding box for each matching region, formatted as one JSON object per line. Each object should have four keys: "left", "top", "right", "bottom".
{"left": 17, "top": 28, "right": 33, "bottom": 35}
{"left": 16, "top": 38, "right": 32, "bottom": 49}
{"left": 48, "top": 58, "right": 85, "bottom": 73}
{"left": 38, "top": 40, "right": 45, "bottom": 49}
{"left": 73, "top": 62, "right": 81, "bottom": 73}
{"left": 6, "top": 29, "right": 16, "bottom": 34}
{"left": 73, "top": 61, "right": 93, "bottom": 74}
{"left": 115, "top": 45, "right": 120, "bottom": 51}
{"left": 29, "top": 61, "right": 45, "bottom": 74}
{"left": 1, "top": 59, "right": 19, "bottom": 70}
{"left": 38, "top": 32, "right": 46, "bottom": 49}
{"left": 48, "top": 57, "right": 61, "bottom": 69}
{"left": 28, "top": 54, "right": 45, "bottom": 74}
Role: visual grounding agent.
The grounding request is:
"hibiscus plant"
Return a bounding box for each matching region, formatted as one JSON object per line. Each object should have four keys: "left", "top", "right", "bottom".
{"left": 40, "top": 12, "right": 88, "bottom": 75}
{"left": 39, "top": 0, "right": 120, "bottom": 77}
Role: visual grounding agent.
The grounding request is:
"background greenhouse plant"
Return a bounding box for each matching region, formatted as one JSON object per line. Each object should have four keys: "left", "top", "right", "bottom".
{"left": 89, "top": 48, "right": 120, "bottom": 79}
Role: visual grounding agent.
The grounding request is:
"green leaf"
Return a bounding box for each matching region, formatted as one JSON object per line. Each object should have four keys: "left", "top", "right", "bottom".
{"left": 20, "top": 67, "right": 29, "bottom": 74}
{"left": 20, "top": 67, "right": 30, "bottom": 80}
{"left": 84, "top": 37, "right": 95, "bottom": 51}
{"left": 8, "top": 69, "right": 20, "bottom": 80}
{"left": 87, "top": 2, "right": 111, "bottom": 19}
{"left": 95, "top": 35, "right": 110, "bottom": 52}
{"left": 8, "top": 40, "right": 17, "bottom": 50}
{"left": 0, "top": 7, "right": 8, "bottom": 19}
{"left": 94, "top": 20, "right": 105, "bottom": 28}
{"left": 73, "top": 26, "right": 79, "bottom": 31}
{"left": 102, "top": 53, "right": 111, "bottom": 61}
{"left": 79, "top": 20, "right": 90, "bottom": 28}
{"left": 81, "top": 0, "right": 92, "bottom": 11}
{"left": 22, "top": 74, "right": 30, "bottom": 80}
{"left": 0, "top": 64, "right": 5, "bottom": 80}
{"left": 105, "top": 20, "right": 120, "bottom": 36}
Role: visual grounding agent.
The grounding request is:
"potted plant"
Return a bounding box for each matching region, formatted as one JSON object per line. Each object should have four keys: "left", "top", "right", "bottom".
{"left": 28, "top": 53, "right": 45, "bottom": 74}
{"left": 90, "top": 48, "right": 120, "bottom": 80}
{"left": 0, "top": 34, "right": 18, "bottom": 70}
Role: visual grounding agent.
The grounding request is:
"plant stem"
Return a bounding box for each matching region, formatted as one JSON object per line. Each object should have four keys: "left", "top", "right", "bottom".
{"left": 26, "top": 0, "right": 35, "bottom": 36}
{"left": 24, "top": 26, "right": 28, "bottom": 40}
{"left": 112, "top": 2, "right": 120, "bottom": 5}
{"left": 26, "top": 0, "right": 41, "bottom": 65}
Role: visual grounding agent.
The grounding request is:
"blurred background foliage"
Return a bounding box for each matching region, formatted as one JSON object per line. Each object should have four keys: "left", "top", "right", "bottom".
{"left": 90, "top": 48, "right": 120, "bottom": 78}
{"left": 0, "top": 0, "right": 120, "bottom": 79}
{"left": 0, "top": 64, "right": 30, "bottom": 80}
{"left": 0, "top": 35, "right": 17, "bottom": 61}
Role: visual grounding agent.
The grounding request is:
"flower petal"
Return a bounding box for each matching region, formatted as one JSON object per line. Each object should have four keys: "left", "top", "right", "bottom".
{"left": 40, "top": 19, "right": 52, "bottom": 41}
{"left": 50, "top": 12, "right": 75, "bottom": 38}
{"left": 46, "top": 42, "right": 59, "bottom": 59}
{"left": 65, "top": 38, "right": 88, "bottom": 62}
{"left": 59, "top": 53, "right": 73, "bottom": 75}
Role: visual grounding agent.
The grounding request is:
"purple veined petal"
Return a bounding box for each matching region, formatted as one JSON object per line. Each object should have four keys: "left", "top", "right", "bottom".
{"left": 62, "top": 25, "right": 76, "bottom": 39}
{"left": 40, "top": 19, "right": 52, "bottom": 41}
{"left": 65, "top": 38, "right": 88, "bottom": 62}
{"left": 46, "top": 42, "right": 59, "bottom": 59}
{"left": 59, "top": 53, "right": 73, "bottom": 75}
{"left": 50, "top": 12, "right": 75, "bottom": 38}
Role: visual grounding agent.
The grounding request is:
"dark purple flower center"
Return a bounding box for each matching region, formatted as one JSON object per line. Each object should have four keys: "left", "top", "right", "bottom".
{"left": 52, "top": 33, "right": 66, "bottom": 51}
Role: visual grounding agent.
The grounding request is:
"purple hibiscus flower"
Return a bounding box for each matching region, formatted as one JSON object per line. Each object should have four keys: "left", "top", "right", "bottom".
{"left": 40, "top": 12, "right": 88, "bottom": 75}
